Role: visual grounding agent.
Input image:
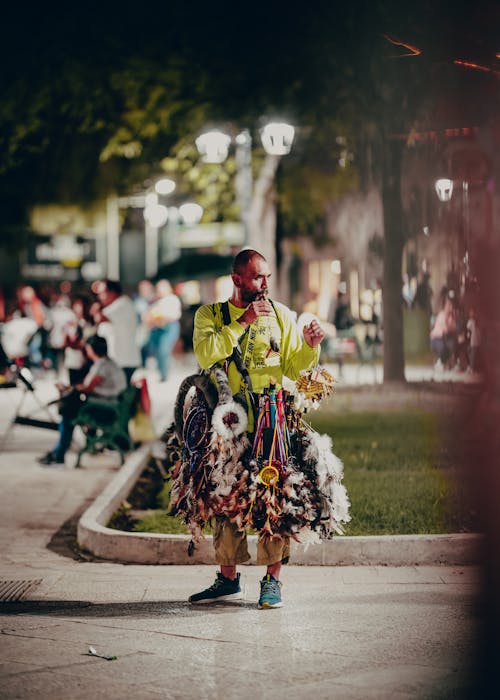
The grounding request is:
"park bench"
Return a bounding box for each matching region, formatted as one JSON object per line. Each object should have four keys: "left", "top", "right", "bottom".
{"left": 72, "top": 384, "right": 139, "bottom": 468}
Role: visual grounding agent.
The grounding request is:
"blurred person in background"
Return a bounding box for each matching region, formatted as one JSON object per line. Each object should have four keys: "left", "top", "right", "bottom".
{"left": 37, "top": 335, "right": 126, "bottom": 466}
{"left": 332, "top": 290, "right": 355, "bottom": 333}
{"left": 142, "top": 279, "right": 181, "bottom": 382}
{"left": 15, "top": 285, "right": 50, "bottom": 369}
{"left": 402, "top": 273, "right": 415, "bottom": 308}
{"left": 466, "top": 306, "right": 481, "bottom": 374}
{"left": 91, "top": 279, "right": 141, "bottom": 384}
{"left": 133, "top": 279, "right": 155, "bottom": 368}
{"left": 0, "top": 303, "right": 38, "bottom": 366}
{"left": 430, "top": 294, "right": 457, "bottom": 371}
{"left": 46, "top": 293, "right": 76, "bottom": 374}
{"left": 63, "top": 294, "right": 93, "bottom": 385}
{"left": 413, "top": 272, "right": 433, "bottom": 315}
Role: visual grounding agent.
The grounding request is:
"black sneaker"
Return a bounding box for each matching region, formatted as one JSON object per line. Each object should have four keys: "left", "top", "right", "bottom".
{"left": 37, "top": 452, "right": 65, "bottom": 466}
{"left": 189, "top": 572, "right": 243, "bottom": 604}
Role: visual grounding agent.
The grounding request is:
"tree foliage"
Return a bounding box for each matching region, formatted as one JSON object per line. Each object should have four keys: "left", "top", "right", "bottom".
{"left": 1, "top": 1, "right": 499, "bottom": 381}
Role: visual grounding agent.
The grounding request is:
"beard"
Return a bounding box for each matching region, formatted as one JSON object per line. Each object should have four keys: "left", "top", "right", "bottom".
{"left": 242, "top": 288, "right": 269, "bottom": 303}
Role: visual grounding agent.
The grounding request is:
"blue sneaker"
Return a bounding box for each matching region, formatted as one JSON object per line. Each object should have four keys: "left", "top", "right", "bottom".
{"left": 189, "top": 572, "right": 243, "bottom": 604}
{"left": 258, "top": 574, "right": 283, "bottom": 609}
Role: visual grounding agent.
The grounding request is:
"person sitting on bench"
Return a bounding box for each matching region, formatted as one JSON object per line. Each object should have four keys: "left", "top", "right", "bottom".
{"left": 38, "top": 335, "right": 126, "bottom": 466}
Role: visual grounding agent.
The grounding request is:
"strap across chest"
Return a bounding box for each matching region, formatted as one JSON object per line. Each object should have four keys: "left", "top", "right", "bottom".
{"left": 213, "top": 300, "right": 284, "bottom": 394}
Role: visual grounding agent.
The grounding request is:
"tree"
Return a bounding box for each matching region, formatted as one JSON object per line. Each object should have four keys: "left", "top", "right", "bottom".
{"left": 1, "top": 1, "right": 498, "bottom": 383}
{"left": 297, "top": 0, "right": 500, "bottom": 381}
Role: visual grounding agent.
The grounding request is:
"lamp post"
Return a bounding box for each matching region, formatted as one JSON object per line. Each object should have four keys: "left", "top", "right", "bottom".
{"left": 107, "top": 192, "right": 148, "bottom": 280}
{"left": 141, "top": 178, "right": 177, "bottom": 277}
{"left": 107, "top": 178, "right": 204, "bottom": 281}
{"left": 435, "top": 176, "right": 470, "bottom": 279}
{"left": 195, "top": 121, "right": 295, "bottom": 248}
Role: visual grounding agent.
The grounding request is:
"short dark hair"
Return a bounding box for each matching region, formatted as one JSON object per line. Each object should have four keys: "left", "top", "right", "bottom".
{"left": 232, "top": 249, "right": 266, "bottom": 275}
{"left": 103, "top": 279, "right": 122, "bottom": 296}
{"left": 86, "top": 334, "right": 108, "bottom": 357}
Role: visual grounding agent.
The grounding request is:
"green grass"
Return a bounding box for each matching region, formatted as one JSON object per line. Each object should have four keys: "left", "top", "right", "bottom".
{"left": 308, "top": 409, "right": 469, "bottom": 535}
{"left": 132, "top": 479, "right": 195, "bottom": 535}
{"left": 133, "top": 509, "right": 193, "bottom": 535}
{"left": 130, "top": 409, "right": 473, "bottom": 536}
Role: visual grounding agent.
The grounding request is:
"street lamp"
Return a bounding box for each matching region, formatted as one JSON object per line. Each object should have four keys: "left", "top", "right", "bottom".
{"left": 179, "top": 202, "right": 204, "bottom": 226}
{"left": 434, "top": 176, "right": 470, "bottom": 279}
{"left": 195, "top": 131, "right": 231, "bottom": 163}
{"left": 143, "top": 180, "right": 178, "bottom": 277}
{"left": 259, "top": 122, "right": 295, "bottom": 156}
{"left": 144, "top": 193, "right": 169, "bottom": 227}
{"left": 195, "top": 121, "right": 295, "bottom": 249}
{"left": 108, "top": 177, "right": 204, "bottom": 279}
{"left": 155, "top": 178, "right": 176, "bottom": 195}
{"left": 196, "top": 122, "right": 295, "bottom": 163}
{"left": 435, "top": 178, "right": 454, "bottom": 202}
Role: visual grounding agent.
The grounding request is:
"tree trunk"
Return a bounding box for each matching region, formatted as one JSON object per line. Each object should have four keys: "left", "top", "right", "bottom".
{"left": 248, "top": 154, "right": 280, "bottom": 296}
{"left": 381, "top": 137, "right": 406, "bottom": 383}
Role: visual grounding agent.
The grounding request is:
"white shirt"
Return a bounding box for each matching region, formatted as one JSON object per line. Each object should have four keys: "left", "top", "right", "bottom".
{"left": 1, "top": 317, "right": 38, "bottom": 358}
{"left": 101, "top": 295, "right": 141, "bottom": 368}
{"left": 149, "top": 294, "right": 182, "bottom": 325}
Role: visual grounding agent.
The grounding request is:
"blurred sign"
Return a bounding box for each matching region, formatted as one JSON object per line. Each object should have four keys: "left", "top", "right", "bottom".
{"left": 176, "top": 222, "right": 244, "bottom": 249}
{"left": 21, "top": 234, "right": 97, "bottom": 280}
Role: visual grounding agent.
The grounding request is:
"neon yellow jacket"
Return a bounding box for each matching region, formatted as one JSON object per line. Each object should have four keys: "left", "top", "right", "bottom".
{"left": 193, "top": 300, "right": 319, "bottom": 401}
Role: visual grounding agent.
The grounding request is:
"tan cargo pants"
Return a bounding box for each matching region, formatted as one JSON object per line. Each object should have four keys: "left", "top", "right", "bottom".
{"left": 213, "top": 517, "right": 290, "bottom": 566}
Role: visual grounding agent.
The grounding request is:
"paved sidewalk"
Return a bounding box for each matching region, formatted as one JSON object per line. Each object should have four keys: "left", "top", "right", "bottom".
{"left": 0, "top": 562, "right": 480, "bottom": 699}
{"left": 0, "top": 356, "right": 482, "bottom": 698}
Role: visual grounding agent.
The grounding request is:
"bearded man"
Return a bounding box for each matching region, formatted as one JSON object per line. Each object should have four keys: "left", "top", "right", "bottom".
{"left": 188, "top": 248, "right": 325, "bottom": 609}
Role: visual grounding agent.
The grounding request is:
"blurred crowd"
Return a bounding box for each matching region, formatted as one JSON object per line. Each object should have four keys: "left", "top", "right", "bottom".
{"left": 0, "top": 270, "right": 483, "bottom": 388}
{"left": 0, "top": 278, "right": 191, "bottom": 386}
{"left": 403, "top": 271, "right": 482, "bottom": 375}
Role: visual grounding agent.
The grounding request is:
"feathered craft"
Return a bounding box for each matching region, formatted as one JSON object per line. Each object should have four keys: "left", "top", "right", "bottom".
{"left": 162, "top": 364, "right": 350, "bottom": 550}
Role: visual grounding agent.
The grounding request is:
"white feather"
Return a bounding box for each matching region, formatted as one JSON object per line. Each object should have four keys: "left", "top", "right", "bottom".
{"left": 211, "top": 401, "right": 248, "bottom": 439}
{"left": 297, "top": 527, "right": 322, "bottom": 548}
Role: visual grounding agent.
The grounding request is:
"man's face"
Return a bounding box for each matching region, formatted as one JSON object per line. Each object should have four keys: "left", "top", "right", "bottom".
{"left": 233, "top": 257, "right": 271, "bottom": 303}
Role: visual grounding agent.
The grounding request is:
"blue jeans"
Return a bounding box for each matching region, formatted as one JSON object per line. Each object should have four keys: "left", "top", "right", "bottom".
{"left": 431, "top": 333, "right": 455, "bottom": 365}
{"left": 53, "top": 416, "right": 74, "bottom": 460}
{"left": 149, "top": 321, "right": 180, "bottom": 381}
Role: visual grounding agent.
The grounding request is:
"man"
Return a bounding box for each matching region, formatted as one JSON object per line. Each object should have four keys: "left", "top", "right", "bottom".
{"left": 133, "top": 279, "right": 155, "bottom": 367}
{"left": 38, "top": 335, "right": 126, "bottom": 466}
{"left": 188, "top": 249, "right": 325, "bottom": 609}
{"left": 142, "top": 279, "right": 182, "bottom": 382}
{"left": 93, "top": 279, "right": 141, "bottom": 383}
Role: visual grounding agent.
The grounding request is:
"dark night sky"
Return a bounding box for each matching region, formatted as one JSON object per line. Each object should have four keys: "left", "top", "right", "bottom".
{"left": 1, "top": 0, "right": 499, "bottom": 219}
{"left": 3, "top": 1, "right": 499, "bottom": 83}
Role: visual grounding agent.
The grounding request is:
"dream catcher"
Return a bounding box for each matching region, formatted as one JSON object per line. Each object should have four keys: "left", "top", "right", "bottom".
{"left": 235, "top": 366, "right": 349, "bottom": 542}
{"left": 163, "top": 359, "right": 350, "bottom": 550}
{"left": 167, "top": 366, "right": 250, "bottom": 545}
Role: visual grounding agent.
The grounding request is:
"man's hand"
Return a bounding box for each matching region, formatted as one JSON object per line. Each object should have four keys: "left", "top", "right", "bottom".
{"left": 238, "top": 299, "right": 274, "bottom": 327}
{"left": 303, "top": 319, "right": 325, "bottom": 348}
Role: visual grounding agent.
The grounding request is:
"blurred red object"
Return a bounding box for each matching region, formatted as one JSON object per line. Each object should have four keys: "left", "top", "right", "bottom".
{"left": 134, "top": 376, "right": 151, "bottom": 415}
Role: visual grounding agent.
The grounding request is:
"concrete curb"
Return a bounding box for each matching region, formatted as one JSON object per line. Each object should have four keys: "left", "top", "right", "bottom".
{"left": 77, "top": 446, "right": 482, "bottom": 566}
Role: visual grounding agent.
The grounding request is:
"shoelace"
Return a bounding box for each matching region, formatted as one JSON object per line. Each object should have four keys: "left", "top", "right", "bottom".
{"left": 208, "top": 578, "right": 225, "bottom": 592}
{"left": 261, "top": 578, "right": 279, "bottom": 595}
{"left": 209, "top": 576, "right": 234, "bottom": 593}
